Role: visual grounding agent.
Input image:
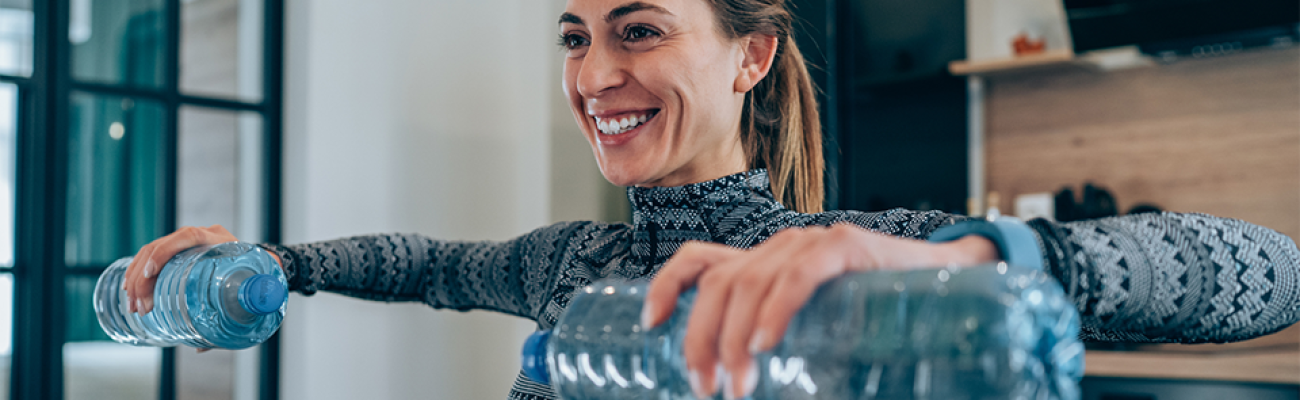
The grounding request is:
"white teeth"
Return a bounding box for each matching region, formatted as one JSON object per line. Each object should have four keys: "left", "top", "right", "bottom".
{"left": 595, "top": 112, "right": 655, "bottom": 135}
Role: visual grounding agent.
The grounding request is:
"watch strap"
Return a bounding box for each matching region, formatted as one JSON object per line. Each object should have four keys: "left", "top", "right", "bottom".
{"left": 928, "top": 217, "right": 1044, "bottom": 270}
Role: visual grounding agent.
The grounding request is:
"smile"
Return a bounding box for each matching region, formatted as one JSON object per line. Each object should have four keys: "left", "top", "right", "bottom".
{"left": 595, "top": 110, "right": 659, "bottom": 135}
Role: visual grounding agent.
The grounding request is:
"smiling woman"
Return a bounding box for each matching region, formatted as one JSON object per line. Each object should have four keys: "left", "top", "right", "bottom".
{"left": 557, "top": 0, "right": 821, "bottom": 215}
{"left": 111, "top": 1, "right": 1300, "bottom": 400}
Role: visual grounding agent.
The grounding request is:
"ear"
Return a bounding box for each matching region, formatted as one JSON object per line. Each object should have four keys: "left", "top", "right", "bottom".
{"left": 734, "top": 34, "right": 779, "bottom": 93}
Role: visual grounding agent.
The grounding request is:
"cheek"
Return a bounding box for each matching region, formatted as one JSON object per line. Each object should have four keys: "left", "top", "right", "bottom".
{"left": 562, "top": 60, "right": 581, "bottom": 102}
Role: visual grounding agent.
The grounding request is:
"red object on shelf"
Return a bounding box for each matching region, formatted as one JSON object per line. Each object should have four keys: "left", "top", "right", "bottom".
{"left": 1013, "top": 33, "right": 1047, "bottom": 56}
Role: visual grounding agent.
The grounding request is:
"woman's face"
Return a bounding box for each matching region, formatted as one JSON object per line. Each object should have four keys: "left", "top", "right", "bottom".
{"left": 560, "top": 0, "right": 751, "bottom": 187}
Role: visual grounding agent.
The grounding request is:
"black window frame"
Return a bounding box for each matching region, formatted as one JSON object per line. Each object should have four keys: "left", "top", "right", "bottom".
{"left": 5, "top": 0, "right": 284, "bottom": 399}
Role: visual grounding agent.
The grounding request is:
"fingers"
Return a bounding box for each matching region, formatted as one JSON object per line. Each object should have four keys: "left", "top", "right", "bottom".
{"left": 747, "top": 258, "right": 843, "bottom": 354}
{"left": 678, "top": 225, "right": 863, "bottom": 399}
{"left": 682, "top": 262, "right": 735, "bottom": 398}
{"left": 715, "top": 262, "right": 777, "bottom": 400}
{"left": 644, "top": 241, "right": 740, "bottom": 398}
{"left": 123, "top": 242, "right": 154, "bottom": 313}
{"left": 125, "top": 225, "right": 238, "bottom": 315}
{"left": 643, "top": 242, "right": 736, "bottom": 328}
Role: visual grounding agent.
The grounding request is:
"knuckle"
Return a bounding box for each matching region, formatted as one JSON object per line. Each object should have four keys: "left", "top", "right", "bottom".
{"left": 718, "top": 345, "right": 748, "bottom": 370}
{"left": 828, "top": 224, "right": 860, "bottom": 241}
{"left": 734, "top": 270, "right": 767, "bottom": 289}
{"left": 697, "top": 269, "right": 727, "bottom": 290}
{"left": 782, "top": 266, "right": 822, "bottom": 288}
{"left": 682, "top": 337, "right": 715, "bottom": 369}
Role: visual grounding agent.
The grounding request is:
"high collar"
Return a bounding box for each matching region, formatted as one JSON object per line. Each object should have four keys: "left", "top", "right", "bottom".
{"left": 626, "top": 169, "right": 786, "bottom": 248}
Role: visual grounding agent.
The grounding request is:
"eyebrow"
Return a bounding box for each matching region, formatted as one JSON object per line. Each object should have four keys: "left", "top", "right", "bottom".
{"left": 557, "top": 2, "right": 673, "bottom": 26}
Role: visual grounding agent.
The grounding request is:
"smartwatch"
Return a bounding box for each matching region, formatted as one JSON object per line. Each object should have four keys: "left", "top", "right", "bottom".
{"left": 928, "top": 215, "right": 1044, "bottom": 270}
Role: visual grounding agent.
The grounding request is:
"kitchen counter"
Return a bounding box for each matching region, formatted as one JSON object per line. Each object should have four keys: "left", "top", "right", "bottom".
{"left": 1084, "top": 325, "right": 1300, "bottom": 384}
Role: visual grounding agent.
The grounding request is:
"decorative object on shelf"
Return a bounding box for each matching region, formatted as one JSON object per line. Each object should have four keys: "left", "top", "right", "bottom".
{"left": 965, "top": 0, "right": 1074, "bottom": 63}
{"left": 1013, "top": 32, "right": 1047, "bottom": 55}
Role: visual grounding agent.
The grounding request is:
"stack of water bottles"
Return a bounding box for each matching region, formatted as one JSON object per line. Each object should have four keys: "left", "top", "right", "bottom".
{"left": 522, "top": 263, "right": 1083, "bottom": 400}
{"left": 93, "top": 242, "right": 288, "bottom": 350}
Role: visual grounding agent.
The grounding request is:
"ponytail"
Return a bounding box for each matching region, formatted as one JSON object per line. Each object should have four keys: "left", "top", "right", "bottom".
{"left": 715, "top": 0, "right": 824, "bottom": 213}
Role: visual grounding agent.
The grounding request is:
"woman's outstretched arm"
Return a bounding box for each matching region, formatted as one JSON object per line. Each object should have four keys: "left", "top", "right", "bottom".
{"left": 123, "top": 221, "right": 600, "bottom": 322}
{"left": 1028, "top": 212, "right": 1300, "bottom": 343}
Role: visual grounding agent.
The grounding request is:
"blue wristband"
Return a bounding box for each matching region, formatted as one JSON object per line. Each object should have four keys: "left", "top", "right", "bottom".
{"left": 928, "top": 217, "right": 1044, "bottom": 270}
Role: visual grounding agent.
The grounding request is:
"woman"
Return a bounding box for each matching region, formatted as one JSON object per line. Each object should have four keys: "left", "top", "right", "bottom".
{"left": 121, "top": 0, "right": 1300, "bottom": 399}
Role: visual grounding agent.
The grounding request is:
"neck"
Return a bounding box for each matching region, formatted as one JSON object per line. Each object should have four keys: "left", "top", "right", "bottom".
{"left": 637, "top": 137, "right": 748, "bottom": 188}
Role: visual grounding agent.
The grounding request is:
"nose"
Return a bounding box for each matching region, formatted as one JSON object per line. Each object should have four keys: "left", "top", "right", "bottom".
{"left": 575, "top": 42, "right": 626, "bottom": 99}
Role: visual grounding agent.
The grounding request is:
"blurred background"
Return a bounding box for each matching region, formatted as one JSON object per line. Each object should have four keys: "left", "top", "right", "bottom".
{"left": 0, "top": 0, "right": 1295, "bottom": 399}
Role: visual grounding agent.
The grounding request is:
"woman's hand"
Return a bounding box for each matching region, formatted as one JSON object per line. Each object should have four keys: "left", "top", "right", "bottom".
{"left": 641, "top": 224, "right": 998, "bottom": 399}
{"left": 122, "top": 225, "right": 239, "bottom": 315}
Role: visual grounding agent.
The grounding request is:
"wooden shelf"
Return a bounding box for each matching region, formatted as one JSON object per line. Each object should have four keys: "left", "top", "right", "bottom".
{"left": 950, "top": 47, "right": 1160, "bottom": 77}
{"left": 948, "top": 49, "right": 1079, "bottom": 76}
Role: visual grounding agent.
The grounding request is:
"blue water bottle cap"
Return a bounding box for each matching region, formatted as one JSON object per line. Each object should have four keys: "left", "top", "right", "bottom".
{"left": 239, "top": 274, "right": 288, "bottom": 315}
{"left": 521, "top": 330, "right": 552, "bottom": 385}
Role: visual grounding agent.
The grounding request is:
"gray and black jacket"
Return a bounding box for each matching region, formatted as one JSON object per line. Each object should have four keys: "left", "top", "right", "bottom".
{"left": 262, "top": 169, "right": 1300, "bottom": 400}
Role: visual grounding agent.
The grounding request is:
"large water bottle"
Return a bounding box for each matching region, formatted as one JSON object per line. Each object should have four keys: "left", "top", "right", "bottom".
{"left": 521, "top": 263, "right": 1083, "bottom": 400}
{"left": 93, "top": 242, "right": 288, "bottom": 350}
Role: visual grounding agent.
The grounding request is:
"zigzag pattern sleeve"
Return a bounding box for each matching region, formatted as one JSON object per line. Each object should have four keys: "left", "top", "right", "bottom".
{"left": 260, "top": 221, "right": 588, "bottom": 321}
{"left": 1028, "top": 212, "right": 1300, "bottom": 343}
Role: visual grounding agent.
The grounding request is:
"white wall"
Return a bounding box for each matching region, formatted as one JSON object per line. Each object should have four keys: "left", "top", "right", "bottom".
{"left": 279, "top": 1, "right": 589, "bottom": 399}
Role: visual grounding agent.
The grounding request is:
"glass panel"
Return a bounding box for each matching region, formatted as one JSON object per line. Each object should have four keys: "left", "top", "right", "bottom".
{"left": 64, "top": 275, "right": 160, "bottom": 400}
{"left": 65, "top": 92, "right": 167, "bottom": 267}
{"left": 0, "top": 83, "right": 14, "bottom": 265}
{"left": 181, "top": 0, "right": 263, "bottom": 102}
{"left": 0, "top": 82, "right": 14, "bottom": 400}
{"left": 175, "top": 106, "right": 264, "bottom": 400}
{"left": 70, "top": 0, "right": 167, "bottom": 88}
{"left": 178, "top": 106, "right": 263, "bottom": 240}
{"left": 0, "top": 273, "right": 11, "bottom": 400}
{"left": 0, "top": 0, "right": 33, "bottom": 77}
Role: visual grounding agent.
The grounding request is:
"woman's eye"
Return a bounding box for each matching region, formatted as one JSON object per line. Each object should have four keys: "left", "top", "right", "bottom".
{"left": 623, "top": 25, "right": 658, "bottom": 41}
{"left": 559, "top": 33, "right": 589, "bottom": 50}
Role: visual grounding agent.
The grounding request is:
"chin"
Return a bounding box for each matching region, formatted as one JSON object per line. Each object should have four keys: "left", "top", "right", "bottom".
{"left": 596, "top": 163, "right": 646, "bottom": 187}
{"left": 595, "top": 156, "right": 670, "bottom": 187}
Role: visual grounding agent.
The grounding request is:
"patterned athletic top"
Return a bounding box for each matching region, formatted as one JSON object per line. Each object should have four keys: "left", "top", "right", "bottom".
{"left": 262, "top": 169, "right": 1300, "bottom": 400}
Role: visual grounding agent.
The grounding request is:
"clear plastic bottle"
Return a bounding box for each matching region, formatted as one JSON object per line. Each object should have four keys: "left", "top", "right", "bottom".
{"left": 521, "top": 263, "right": 1083, "bottom": 400}
{"left": 93, "top": 242, "right": 288, "bottom": 350}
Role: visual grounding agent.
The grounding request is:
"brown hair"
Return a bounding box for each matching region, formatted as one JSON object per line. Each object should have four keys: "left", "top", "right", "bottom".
{"left": 708, "top": 0, "right": 824, "bottom": 213}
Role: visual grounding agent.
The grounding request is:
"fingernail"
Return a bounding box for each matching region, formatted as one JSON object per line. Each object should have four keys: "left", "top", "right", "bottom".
{"left": 724, "top": 369, "right": 738, "bottom": 400}
{"left": 135, "top": 298, "right": 144, "bottom": 314}
{"left": 742, "top": 360, "right": 758, "bottom": 398}
{"left": 143, "top": 298, "right": 153, "bottom": 314}
{"left": 748, "top": 329, "right": 767, "bottom": 354}
{"left": 715, "top": 363, "right": 727, "bottom": 397}
{"left": 688, "top": 369, "right": 706, "bottom": 399}
{"left": 639, "top": 304, "right": 655, "bottom": 328}
{"left": 143, "top": 260, "right": 155, "bottom": 278}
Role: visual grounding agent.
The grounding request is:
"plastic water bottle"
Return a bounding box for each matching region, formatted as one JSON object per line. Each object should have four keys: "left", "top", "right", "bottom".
{"left": 93, "top": 242, "right": 288, "bottom": 349}
{"left": 521, "top": 263, "right": 1083, "bottom": 400}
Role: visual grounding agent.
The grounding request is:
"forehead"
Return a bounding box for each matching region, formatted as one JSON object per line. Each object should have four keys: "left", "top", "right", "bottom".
{"left": 561, "top": 0, "right": 710, "bottom": 24}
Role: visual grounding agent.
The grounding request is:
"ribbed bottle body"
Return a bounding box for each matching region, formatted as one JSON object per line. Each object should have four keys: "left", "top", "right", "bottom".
{"left": 93, "top": 242, "right": 287, "bottom": 349}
